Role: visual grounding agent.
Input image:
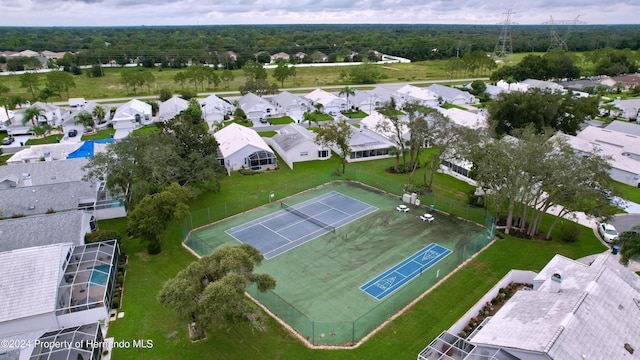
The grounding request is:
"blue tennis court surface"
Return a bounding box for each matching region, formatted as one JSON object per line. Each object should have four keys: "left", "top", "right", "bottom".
{"left": 360, "top": 243, "right": 452, "bottom": 300}
{"left": 226, "top": 191, "right": 377, "bottom": 259}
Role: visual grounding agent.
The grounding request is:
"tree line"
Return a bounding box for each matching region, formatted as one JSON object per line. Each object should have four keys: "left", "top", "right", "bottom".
{"left": 1, "top": 24, "right": 639, "bottom": 67}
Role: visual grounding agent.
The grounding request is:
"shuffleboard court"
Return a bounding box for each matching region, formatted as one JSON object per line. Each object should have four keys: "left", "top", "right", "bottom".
{"left": 225, "top": 191, "right": 377, "bottom": 259}
{"left": 360, "top": 243, "right": 452, "bottom": 300}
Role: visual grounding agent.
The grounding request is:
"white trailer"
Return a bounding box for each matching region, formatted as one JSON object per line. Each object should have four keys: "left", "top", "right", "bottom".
{"left": 69, "top": 98, "right": 86, "bottom": 107}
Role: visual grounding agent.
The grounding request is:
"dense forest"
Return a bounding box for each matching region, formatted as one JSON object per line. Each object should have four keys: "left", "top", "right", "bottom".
{"left": 1, "top": 24, "right": 640, "bottom": 65}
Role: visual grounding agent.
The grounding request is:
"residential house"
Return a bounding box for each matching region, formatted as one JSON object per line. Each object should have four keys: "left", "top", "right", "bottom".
{"left": 346, "top": 125, "right": 395, "bottom": 162}
{"left": 0, "top": 210, "right": 94, "bottom": 252}
{"left": 496, "top": 79, "right": 531, "bottom": 92}
{"left": 213, "top": 123, "right": 277, "bottom": 173}
{"left": 64, "top": 101, "right": 111, "bottom": 131}
{"left": 237, "top": 92, "right": 275, "bottom": 122}
{"left": 369, "top": 86, "right": 408, "bottom": 109}
{"left": 612, "top": 98, "right": 640, "bottom": 121}
{"left": 0, "top": 322, "right": 105, "bottom": 360}
{"left": 304, "top": 88, "right": 347, "bottom": 116}
{"left": 348, "top": 89, "right": 382, "bottom": 113}
{"left": 271, "top": 91, "right": 311, "bottom": 122}
{"left": 271, "top": 52, "right": 290, "bottom": 62}
{"left": 111, "top": 99, "right": 152, "bottom": 139}
{"left": 555, "top": 126, "right": 640, "bottom": 187}
{"left": 158, "top": 96, "right": 189, "bottom": 122}
{"left": 6, "top": 140, "right": 110, "bottom": 164}
{"left": 440, "top": 108, "right": 488, "bottom": 130}
{"left": 396, "top": 84, "right": 439, "bottom": 107}
{"left": 226, "top": 51, "right": 237, "bottom": 61}
{"left": 0, "top": 106, "right": 14, "bottom": 130}
{"left": 310, "top": 51, "right": 328, "bottom": 62}
{"left": 602, "top": 74, "right": 640, "bottom": 91}
{"left": 200, "top": 94, "right": 234, "bottom": 126}
{"left": 266, "top": 124, "right": 331, "bottom": 169}
{"left": 0, "top": 241, "right": 119, "bottom": 337}
{"left": 294, "top": 52, "right": 307, "bottom": 60}
{"left": 8, "top": 102, "right": 69, "bottom": 136}
{"left": 427, "top": 84, "right": 477, "bottom": 105}
{"left": 359, "top": 111, "right": 410, "bottom": 147}
{"left": 418, "top": 253, "right": 640, "bottom": 360}
{"left": 40, "top": 50, "right": 67, "bottom": 60}
{"left": 463, "top": 83, "right": 508, "bottom": 99}
{"left": 522, "top": 78, "right": 565, "bottom": 92}
{"left": 0, "top": 158, "right": 126, "bottom": 219}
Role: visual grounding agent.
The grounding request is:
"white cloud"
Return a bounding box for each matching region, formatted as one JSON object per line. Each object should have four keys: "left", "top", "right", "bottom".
{"left": 2, "top": 1, "right": 639, "bottom": 26}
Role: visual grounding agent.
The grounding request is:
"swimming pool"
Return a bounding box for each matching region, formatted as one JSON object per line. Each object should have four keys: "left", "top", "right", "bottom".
{"left": 88, "top": 264, "right": 111, "bottom": 288}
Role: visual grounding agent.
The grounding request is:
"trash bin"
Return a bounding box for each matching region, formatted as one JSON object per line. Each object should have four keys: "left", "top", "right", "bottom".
{"left": 612, "top": 246, "right": 620, "bottom": 255}
{"left": 429, "top": 204, "right": 435, "bottom": 212}
{"left": 415, "top": 199, "right": 421, "bottom": 206}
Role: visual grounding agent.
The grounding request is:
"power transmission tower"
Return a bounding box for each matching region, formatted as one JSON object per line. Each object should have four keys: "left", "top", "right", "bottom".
{"left": 493, "top": 9, "right": 515, "bottom": 58}
{"left": 544, "top": 15, "right": 587, "bottom": 52}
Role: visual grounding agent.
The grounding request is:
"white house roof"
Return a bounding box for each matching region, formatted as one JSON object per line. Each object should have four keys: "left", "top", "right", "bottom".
{"left": 470, "top": 254, "right": 640, "bottom": 359}
{"left": 349, "top": 125, "right": 395, "bottom": 151}
{"left": 427, "top": 84, "right": 475, "bottom": 102}
{"left": 604, "top": 120, "right": 640, "bottom": 136}
{"left": 0, "top": 211, "right": 90, "bottom": 252}
{"left": 612, "top": 99, "right": 640, "bottom": 120}
{"left": 214, "top": 123, "right": 272, "bottom": 158}
{"left": 554, "top": 132, "right": 640, "bottom": 175}
{"left": 7, "top": 142, "right": 108, "bottom": 164}
{"left": 304, "top": 89, "right": 345, "bottom": 106}
{"left": 441, "top": 108, "right": 487, "bottom": 129}
{"left": 0, "top": 106, "right": 14, "bottom": 123}
{"left": 496, "top": 80, "right": 530, "bottom": 92}
{"left": 238, "top": 92, "right": 273, "bottom": 112}
{"left": 112, "top": 99, "right": 152, "bottom": 122}
{"left": 522, "top": 79, "right": 565, "bottom": 91}
{"left": 360, "top": 111, "right": 409, "bottom": 145}
{"left": 577, "top": 126, "right": 640, "bottom": 157}
{"left": 396, "top": 84, "right": 438, "bottom": 102}
{"left": 271, "top": 124, "right": 318, "bottom": 152}
{"left": 272, "top": 91, "right": 310, "bottom": 108}
{"left": 199, "top": 94, "right": 234, "bottom": 114}
{"left": 158, "top": 96, "right": 189, "bottom": 121}
{"left": 0, "top": 243, "right": 71, "bottom": 323}
{"left": 370, "top": 86, "right": 406, "bottom": 104}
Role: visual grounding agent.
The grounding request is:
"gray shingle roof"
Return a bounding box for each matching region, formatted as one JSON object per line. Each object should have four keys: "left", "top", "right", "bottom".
{"left": 0, "top": 211, "right": 90, "bottom": 252}
{"left": 605, "top": 120, "right": 640, "bottom": 136}
{"left": 0, "top": 158, "right": 88, "bottom": 186}
{"left": 0, "top": 181, "right": 96, "bottom": 217}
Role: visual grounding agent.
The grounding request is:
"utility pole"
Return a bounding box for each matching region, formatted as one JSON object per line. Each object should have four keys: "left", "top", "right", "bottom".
{"left": 493, "top": 8, "right": 515, "bottom": 58}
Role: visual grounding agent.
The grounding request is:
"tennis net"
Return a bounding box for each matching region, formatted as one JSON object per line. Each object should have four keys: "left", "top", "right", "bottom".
{"left": 281, "top": 202, "right": 335, "bottom": 233}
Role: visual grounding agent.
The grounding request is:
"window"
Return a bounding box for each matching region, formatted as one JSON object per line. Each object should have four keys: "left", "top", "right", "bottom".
{"left": 300, "top": 151, "right": 308, "bottom": 157}
{"left": 318, "top": 150, "right": 329, "bottom": 158}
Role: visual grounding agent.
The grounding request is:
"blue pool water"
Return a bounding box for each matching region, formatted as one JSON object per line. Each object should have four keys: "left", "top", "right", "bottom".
{"left": 88, "top": 264, "right": 111, "bottom": 288}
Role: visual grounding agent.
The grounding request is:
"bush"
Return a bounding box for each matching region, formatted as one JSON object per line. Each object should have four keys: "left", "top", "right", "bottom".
{"left": 467, "top": 190, "right": 485, "bottom": 208}
{"left": 560, "top": 223, "right": 582, "bottom": 243}
{"left": 117, "top": 274, "right": 125, "bottom": 283}
{"left": 85, "top": 230, "right": 123, "bottom": 244}
{"left": 239, "top": 168, "right": 258, "bottom": 175}
{"left": 147, "top": 241, "right": 162, "bottom": 255}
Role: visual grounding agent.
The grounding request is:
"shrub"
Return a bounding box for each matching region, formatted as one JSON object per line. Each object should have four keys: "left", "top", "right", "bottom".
{"left": 467, "top": 190, "right": 485, "bottom": 208}
{"left": 147, "top": 241, "right": 162, "bottom": 255}
{"left": 239, "top": 168, "right": 258, "bottom": 175}
{"left": 85, "top": 230, "right": 123, "bottom": 244}
{"left": 117, "top": 274, "right": 125, "bottom": 283}
{"left": 560, "top": 223, "right": 582, "bottom": 243}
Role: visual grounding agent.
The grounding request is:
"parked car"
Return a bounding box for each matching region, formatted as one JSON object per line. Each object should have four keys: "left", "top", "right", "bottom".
{"left": 1, "top": 136, "right": 15, "bottom": 145}
{"left": 68, "top": 129, "right": 78, "bottom": 137}
{"left": 598, "top": 223, "right": 619, "bottom": 243}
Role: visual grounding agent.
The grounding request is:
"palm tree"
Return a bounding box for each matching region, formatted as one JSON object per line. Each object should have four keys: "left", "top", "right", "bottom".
{"left": 30, "top": 123, "right": 53, "bottom": 143}
{"left": 600, "top": 102, "right": 620, "bottom": 118}
{"left": 302, "top": 112, "right": 318, "bottom": 128}
{"left": 92, "top": 105, "right": 106, "bottom": 125}
{"left": 22, "top": 106, "right": 45, "bottom": 128}
{"left": 388, "top": 146, "right": 401, "bottom": 173}
{"left": 75, "top": 112, "right": 95, "bottom": 130}
{"left": 339, "top": 86, "right": 356, "bottom": 112}
{"left": 616, "top": 225, "right": 640, "bottom": 266}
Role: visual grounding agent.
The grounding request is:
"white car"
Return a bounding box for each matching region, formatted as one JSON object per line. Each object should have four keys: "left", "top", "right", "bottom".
{"left": 598, "top": 223, "right": 619, "bottom": 243}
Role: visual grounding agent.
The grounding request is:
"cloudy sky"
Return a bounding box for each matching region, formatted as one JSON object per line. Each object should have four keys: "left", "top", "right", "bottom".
{"left": 3, "top": 1, "right": 639, "bottom": 27}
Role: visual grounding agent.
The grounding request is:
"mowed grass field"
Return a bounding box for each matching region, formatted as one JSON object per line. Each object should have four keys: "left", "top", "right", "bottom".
{"left": 0, "top": 59, "right": 494, "bottom": 102}
{"left": 105, "top": 156, "right": 607, "bottom": 360}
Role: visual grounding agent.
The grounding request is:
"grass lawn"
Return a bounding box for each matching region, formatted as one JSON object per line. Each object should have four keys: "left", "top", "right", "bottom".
{"left": 81, "top": 128, "right": 116, "bottom": 141}
{"left": 223, "top": 118, "right": 253, "bottom": 127}
{"left": 0, "top": 154, "right": 11, "bottom": 166}
{"left": 267, "top": 116, "right": 294, "bottom": 125}
{"left": 441, "top": 103, "right": 468, "bottom": 110}
{"left": 106, "top": 155, "right": 608, "bottom": 360}
{"left": 132, "top": 124, "right": 159, "bottom": 135}
{"left": 342, "top": 110, "right": 368, "bottom": 119}
{"left": 258, "top": 131, "right": 277, "bottom": 137}
{"left": 308, "top": 113, "right": 333, "bottom": 122}
{"left": 25, "top": 134, "right": 61, "bottom": 145}
{"left": 611, "top": 180, "right": 640, "bottom": 203}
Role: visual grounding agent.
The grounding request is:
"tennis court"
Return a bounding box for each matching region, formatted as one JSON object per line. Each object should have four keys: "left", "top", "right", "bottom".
{"left": 361, "top": 243, "right": 451, "bottom": 300}
{"left": 225, "top": 191, "right": 377, "bottom": 259}
{"left": 185, "top": 181, "right": 493, "bottom": 345}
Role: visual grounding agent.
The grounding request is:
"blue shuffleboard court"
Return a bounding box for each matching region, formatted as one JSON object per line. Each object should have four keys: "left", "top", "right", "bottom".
{"left": 360, "top": 243, "right": 452, "bottom": 300}
{"left": 225, "top": 191, "right": 377, "bottom": 259}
